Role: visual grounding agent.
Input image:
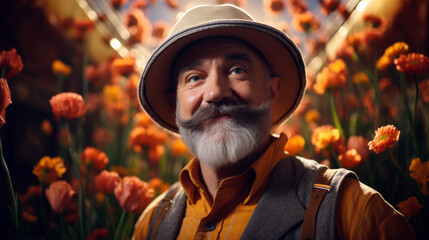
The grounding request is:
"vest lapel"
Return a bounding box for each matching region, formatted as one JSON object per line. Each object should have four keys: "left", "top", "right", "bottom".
{"left": 241, "top": 157, "right": 325, "bottom": 240}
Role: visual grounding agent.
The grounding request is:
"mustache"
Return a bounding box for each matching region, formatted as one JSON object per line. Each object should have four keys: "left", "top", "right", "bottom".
{"left": 176, "top": 100, "right": 271, "bottom": 130}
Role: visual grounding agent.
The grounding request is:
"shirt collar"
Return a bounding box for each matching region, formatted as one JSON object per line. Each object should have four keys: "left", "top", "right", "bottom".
{"left": 179, "top": 133, "right": 289, "bottom": 204}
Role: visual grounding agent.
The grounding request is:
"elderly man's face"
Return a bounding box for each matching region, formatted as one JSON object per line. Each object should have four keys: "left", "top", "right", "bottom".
{"left": 175, "top": 37, "right": 272, "bottom": 121}
{"left": 173, "top": 37, "right": 280, "bottom": 169}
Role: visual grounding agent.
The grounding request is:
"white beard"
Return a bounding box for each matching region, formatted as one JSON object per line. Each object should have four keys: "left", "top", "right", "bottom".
{"left": 177, "top": 102, "right": 272, "bottom": 169}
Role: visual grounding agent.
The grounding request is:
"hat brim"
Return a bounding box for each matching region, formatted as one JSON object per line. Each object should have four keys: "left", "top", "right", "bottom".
{"left": 138, "top": 19, "right": 306, "bottom": 133}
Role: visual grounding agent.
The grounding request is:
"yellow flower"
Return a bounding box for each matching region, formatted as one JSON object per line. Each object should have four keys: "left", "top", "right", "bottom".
{"left": 409, "top": 158, "right": 429, "bottom": 195}
{"left": 305, "top": 109, "right": 321, "bottom": 123}
{"left": 397, "top": 196, "right": 423, "bottom": 219}
{"left": 32, "top": 156, "right": 66, "bottom": 183}
{"left": 368, "top": 125, "right": 400, "bottom": 154}
{"left": 311, "top": 125, "right": 340, "bottom": 150}
{"left": 352, "top": 71, "right": 370, "bottom": 85}
{"left": 384, "top": 42, "right": 409, "bottom": 60}
{"left": 284, "top": 134, "right": 305, "bottom": 156}
{"left": 376, "top": 55, "right": 392, "bottom": 70}
{"left": 102, "top": 84, "right": 123, "bottom": 105}
{"left": 313, "top": 59, "right": 347, "bottom": 94}
{"left": 52, "top": 60, "right": 72, "bottom": 76}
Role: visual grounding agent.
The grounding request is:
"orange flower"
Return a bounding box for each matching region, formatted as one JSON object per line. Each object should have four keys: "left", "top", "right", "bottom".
{"left": 148, "top": 144, "right": 165, "bottom": 164}
{"left": 114, "top": 176, "right": 154, "bottom": 214}
{"left": 287, "top": 0, "right": 308, "bottom": 15}
{"left": 111, "top": 57, "right": 136, "bottom": 76}
{"left": 311, "top": 125, "right": 340, "bottom": 151}
{"left": 362, "top": 14, "right": 385, "bottom": 28}
{"left": 352, "top": 71, "right": 370, "bottom": 85}
{"left": 338, "top": 149, "right": 362, "bottom": 168}
{"left": 0, "top": 48, "right": 23, "bottom": 78}
{"left": 88, "top": 228, "right": 109, "bottom": 240}
{"left": 171, "top": 138, "right": 189, "bottom": 157}
{"left": 347, "top": 136, "right": 370, "bottom": 162}
{"left": 33, "top": 156, "right": 66, "bottom": 183}
{"left": 320, "top": 0, "right": 340, "bottom": 15}
{"left": 292, "top": 11, "right": 320, "bottom": 33}
{"left": 394, "top": 53, "right": 429, "bottom": 75}
{"left": 49, "top": 92, "right": 87, "bottom": 119}
{"left": 368, "top": 125, "right": 400, "bottom": 154}
{"left": 284, "top": 134, "right": 305, "bottom": 156}
{"left": 313, "top": 59, "right": 347, "bottom": 94}
{"left": 376, "top": 55, "right": 392, "bottom": 71}
{"left": 152, "top": 21, "right": 172, "bottom": 41}
{"left": 396, "top": 196, "right": 423, "bottom": 219}
{"left": 45, "top": 180, "right": 75, "bottom": 214}
{"left": 0, "top": 78, "right": 12, "bottom": 128}
{"left": 345, "top": 33, "right": 362, "bottom": 47}
{"left": 95, "top": 170, "right": 121, "bottom": 194}
{"left": 73, "top": 18, "right": 95, "bottom": 40}
{"left": 52, "top": 60, "right": 72, "bottom": 76}
{"left": 111, "top": 0, "right": 128, "bottom": 9}
{"left": 40, "top": 119, "right": 53, "bottom": 135}
{"left": 305, "top": 109, "right": 321, "bottom": 123}
{"left": 81, "top": 147, "right": 109, "bottom": 171}
{"left": 125, "top": 8, "right": 152, "bottom": 45}
{"left": 102, "top": 84, "right": 124, "bottom": 106}
{"left": 166, "top": 0, "right": 179, "bottom": 9}
{"left": 264, "top": 0, "right": 285, "bottom": 15}
{"left": 384, "top": 42, "right": 409, "bottom": 60}
{"left": 129, "top": 126, "right": 168, "bottom": 149}
{"left": 409, "top": 158, "right": 429, "bottom": 195}
{"left": 134, "top": 112, "right": 154, "bottom": 128}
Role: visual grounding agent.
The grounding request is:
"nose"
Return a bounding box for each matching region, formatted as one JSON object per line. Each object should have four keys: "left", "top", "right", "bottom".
{"left": 203, "top": 70, "right": 232, "bottom": 104}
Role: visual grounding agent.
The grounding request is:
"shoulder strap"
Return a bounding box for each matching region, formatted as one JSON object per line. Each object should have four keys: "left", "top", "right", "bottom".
{"left": 148, "top": 183, "right": 182, "bottom": 240}
{"left": 300, "top": 168, "right": 338, "bottom": 240}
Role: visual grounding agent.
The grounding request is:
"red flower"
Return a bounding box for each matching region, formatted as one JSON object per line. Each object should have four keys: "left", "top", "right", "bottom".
{"left": 0, "top": 48, "right": 23, "bottom": 78}
{"left": 368, "top": 125, "right": 400, "bottom": 153}
{"left": 0, "top": 78, "right": 11, "bottom": 128}
{"left": 95, "top": 170, "right": 121, "bottom": 194}
{"left": 45, "top": 180, "right": 75, "bottom": 214}
{"left": 49, "top": 92, "right": 87, "bottom": 119}
{"left": 81, "top": 147, "right": 109, "bottom": 171}
{"left": 338, "top": 149, "right": 362, "bottom": 168}
{"left": 397, "top": 196, "right": 423, "bottom": 219}
{"left": 394, "top": 53, "right": 429, "bottom": 75}
{"left": 114, "top": 176, "right": 154, "bottom": 214}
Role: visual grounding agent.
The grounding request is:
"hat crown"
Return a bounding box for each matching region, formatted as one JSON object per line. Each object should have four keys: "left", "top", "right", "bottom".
{"left": 170, "top": 4, "right": 254, "bottom": 36}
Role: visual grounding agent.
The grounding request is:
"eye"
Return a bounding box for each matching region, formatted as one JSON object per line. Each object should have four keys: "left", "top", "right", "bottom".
{"left": 231, "top": 67, "right": 246, "bottom": 75}
{"left": 188, "top": 75, "right": 203, "bottom": 83}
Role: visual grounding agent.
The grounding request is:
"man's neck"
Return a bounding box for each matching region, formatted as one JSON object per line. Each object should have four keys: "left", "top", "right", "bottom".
{"left": 198, "top": 135, "right": 272, "bottom": 201}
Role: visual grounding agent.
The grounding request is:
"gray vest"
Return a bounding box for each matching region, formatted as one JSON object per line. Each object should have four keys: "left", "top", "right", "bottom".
{"left": 148, "top": 156, "right": 357, "bottom": 240}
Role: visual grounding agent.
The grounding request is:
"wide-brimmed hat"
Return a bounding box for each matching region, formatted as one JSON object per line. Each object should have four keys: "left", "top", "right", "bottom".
{"left": 138, "top": 4, "right": 306, "bottom": 133}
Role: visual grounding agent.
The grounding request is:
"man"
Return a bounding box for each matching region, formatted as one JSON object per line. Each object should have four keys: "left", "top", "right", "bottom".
{"left": 133, "top": 4, "right": 415, "bottom": 240}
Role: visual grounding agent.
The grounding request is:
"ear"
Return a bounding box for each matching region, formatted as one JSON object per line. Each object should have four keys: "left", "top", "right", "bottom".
{"left": 268, "top": 76, "right": 282, "bottom": 104}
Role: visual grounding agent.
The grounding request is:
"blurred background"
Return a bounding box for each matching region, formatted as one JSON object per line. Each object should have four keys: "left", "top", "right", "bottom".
{"left": 1, "top": 0, "right": 428, "bottom": 239}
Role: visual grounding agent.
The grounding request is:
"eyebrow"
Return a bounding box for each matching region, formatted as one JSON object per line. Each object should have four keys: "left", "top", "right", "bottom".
{"left": 224, "top": 52, "right": 253, "bottom": 63}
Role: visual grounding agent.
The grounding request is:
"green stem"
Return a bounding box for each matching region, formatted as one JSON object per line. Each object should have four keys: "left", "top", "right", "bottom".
{"left": 329, "top": 90, "right": 344, "bottom": 136}
{"left": 104, "top": 196, "right": 115, "bottom": 233}
{"left": 65, "top": 121, "right": 86, "bottom": 240}
{"left": 39, "top": 171, "right": 50, "bottom": 237}
{"left": 1, "top": 68, "right": 5, "bottom": 78}
{"left": 121, "top": 213, "right": 135, "bottom": 240}
{"left": 328, "top": 146, "right": 340, "bottom": 169}
{"left": 113, "top": 210, "right": 127, "bottom": 240}
{"left": 0, "top": 138, "right": 20, "bottom": 239}
{"left": 400, "top": 73, "right": 420, "bottom": 157}
{"left": 388, "top": 149, "right": 408, "bottom": 178}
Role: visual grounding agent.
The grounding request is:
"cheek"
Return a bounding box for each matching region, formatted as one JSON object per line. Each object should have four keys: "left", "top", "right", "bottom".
{"left": 177, "top": 89, "right": 203, "bottom": 120}
{"left": 233, "top": 82, "right": 268, "bottom": 105}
